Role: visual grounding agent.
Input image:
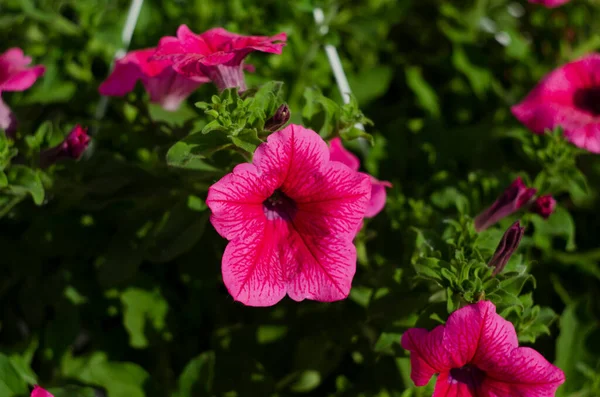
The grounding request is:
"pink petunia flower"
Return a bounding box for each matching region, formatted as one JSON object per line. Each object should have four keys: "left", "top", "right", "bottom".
{"left": 512, "top": 54, "right": 600, "bottom": 153}
{"left": 152, "top": 25, "right": 287, "bottom": 92}
{"left": 401, "top": 300, "right": 565, "bottom": 396}
{"left": 99, "top": 48, "right": 208, "bottom": 111}
{"left": 206, "top": 124, "right": 371, "bottom": 306}
{"left": 531, "top": 194, "right": 557, "bottom": 219}
{"left": 328, "top": 137, "right": 392, "bottom": 218}
{"left": 31, "top": 385, "right": 53, "bottom": 397}
{"left": 40, "top": 124, "right": 90, "bottom": 167}
{"left": 474, "top": 177, "right": 537, "bottom": 232}
{"left": 528, "top": 0, "right": 570, "bottom": 8}
{"left": 0, "top": 48, "right": 45, "bottom": 134}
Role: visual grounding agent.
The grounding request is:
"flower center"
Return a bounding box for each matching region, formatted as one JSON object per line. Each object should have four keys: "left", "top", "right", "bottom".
{"left": 573, "top": 87, "right": 600, "bottom": 116}
{"left": 263, "top": 189, "right": 297, "bottom": 221}
{"left": 449, "top": 365, "right": 485, "bottom": 389}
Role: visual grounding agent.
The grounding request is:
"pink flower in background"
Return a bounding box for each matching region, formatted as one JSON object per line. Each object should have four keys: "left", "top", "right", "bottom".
{"left": 0, "top": 48, "right": 45, "bottom": 134}
{"left": 152, "top": 25, "right": 287, "bottom": 92}
{"left": 531, "top": 195, "right": 557, "bottom": 219}
{"left": 40, "top": 124, "right": 90, "bottom": 167}
{"left": 31, "top": 386, "right": 53, "bottom": 397}
{"left": 512, "top": 54, "right": 600, "bottom": 153}
{"left": 206, "top": 124, "right": 370, "bottom": 306}
{"left": 99, "top": 48, "right": 208, "bottom": 111}
{"left": 528, "top": 0, "right": 570, "bottom": 7}
{"left": 329, "top": 138, "right": 392, "bottom": 218}
{"left": 474, "top": 177, "right": 536, "bottom": 232}
{"left": 401, "top": 300, "right": 565, "bottom": 396}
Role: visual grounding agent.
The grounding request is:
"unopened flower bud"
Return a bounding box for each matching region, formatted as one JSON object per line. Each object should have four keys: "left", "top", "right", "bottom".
{"left": 531, "top": 195, "right": 556, "bottom": 219}
{"left": 488, "top": 221, "right": 525, "bottom": 276}
{"left": 264, "top": 104, "right": 290, "bottom": 132}
{"left": 40, "top": 125, "right": 90, "bottom": 168}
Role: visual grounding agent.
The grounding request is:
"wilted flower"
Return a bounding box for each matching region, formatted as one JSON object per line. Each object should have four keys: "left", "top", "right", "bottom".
{"left": 40, "top": 125, "right": 90, "bottom": 168}
{"left": 329, "top": 137, "right": 392, "bottom": 218}
{"left": 0, "top": 48, "right": 45, "bottom": 135}
{"left": 528, "top": 0, "right": 570, "bottom": 7}
{"left": 264, "top": 104, "right": 290, "bottom": 132}
{"left": 99, "top": 48, "right": 208, "bottom": 111}
{"left": 512, "top": 53, "right": 600, "bottom": 153}
{"left": 488, "top": 221, "right": 525, "bottom": 275}
{"left": 474, "top": 177, "right": 536, "bottom": 232}
{"left": 31, "top": 386, "right": 53, "bottom": 397}
{"left": 206, "top": 124, "right": 370, "bottom": 306}
{"left": 152, "top": 25, "right": 287, "bottom": 92}
{"left": 531, "top": 195, "right": 557, "bottom": 219}
{"left": 401, "top": 300, "right": 565, "bottom": 396}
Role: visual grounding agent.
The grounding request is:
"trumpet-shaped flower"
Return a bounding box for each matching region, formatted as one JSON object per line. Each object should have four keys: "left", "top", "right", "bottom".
{"left": 0, "top": 48, "right": 45, "bottom": 134}
{"left": 401, "top": 300, "right": 565, "bottom": 397}
{"left": 99, "top": 48, "right": 208, "bottom": 111}
{"left": 152, "top": 25, "right": 286, "bottom": 91}
{"left": 512, "top": 54, "right": 600, "bottom": 153}
{"left": 474, "top": 177, "right": 536, "bottom": 232}
{"left": 206, "top": 125, "right": 371, "bottom": 306}
{"left": 329, "top": 137, "right": 391, "bottom": 218}
{"left": 528, "top": 0, "right": 570, "bottom": 7}
{"left": 31, "top": 386, "right": 53, "bottom": 397}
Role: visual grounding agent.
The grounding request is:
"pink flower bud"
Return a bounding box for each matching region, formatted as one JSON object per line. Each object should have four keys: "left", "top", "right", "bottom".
{"left": 264, "top": 104, "right": 290, "bottom": 132}
{"left": 488, "top": 221, "right": 525, "bottom": 276}
{"left": 40, "top": 125, "right": 90, "bottom": 168}
{"left": 531, "top": 195, "right": 556, "bottom": 219}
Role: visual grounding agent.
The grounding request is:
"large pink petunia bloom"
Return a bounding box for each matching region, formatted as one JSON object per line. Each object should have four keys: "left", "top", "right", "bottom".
{"left": 474, "top": 177, "right": 537, "bottom": 232}
{"left": 401, "top": 300, "right": 565, "bottom": 396}
{"left": 0, "top": 48, "right": 45, "bottom": 134}
{"left": 152, "top": 25, "right": 287, "bottom": 92}
{"left": 99, "top": 48, "right": 208, "bottom": 111}
{"left": 512, "top": 54, "right": 600, "bottom": 153}
{"left": 329, "top": 137, "right": 392, "bottom": 218}
{"left": 206, "top": 124, "right": 371, "bottom": 306}
{"left": 31, "top": 386, "right": 53, "bottom": 397}
{"left": 528, "top": 0, "right": 570, "bottom": 8}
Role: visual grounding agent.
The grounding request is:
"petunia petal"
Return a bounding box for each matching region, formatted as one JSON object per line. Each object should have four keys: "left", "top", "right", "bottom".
{"left": 433, "top": 371, "right": 478, "bottom": 397}
{"left": 365, "top": 177, "right": 392, "bottom": 218}
{"left": 471, "top": 302, "right": 519, "bottom": 370}
{"left": 207, "top": 163, "right": 276, "bottom": 242}
{"left": 31, "top": 385, "right": 54, "bottom": 397}
{"left": 0, "top": 48, "right": 45, "bottom": 92}
{"left": 401, "top": 327, "right": 449, "bottom": 386}
{"left": 221, "top": 220, "right": 287, "bottom": 306}
{"left": 0, "top": 97, "right": 17, "bottom": 134}
{"left": 98, "top": 58, "right": 142, "bottom": 97}
{"left": 329, "top": 137, "right": 360, "bottom": 171}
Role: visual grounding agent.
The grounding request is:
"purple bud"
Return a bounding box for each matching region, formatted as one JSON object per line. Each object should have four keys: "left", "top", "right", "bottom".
{"left": 264, "top": 104, "right": 290, "bottom": 132}
{"left": 488, "top": 221, "right": 525, "bottom": 276}
{"left": 474, "top": 177, "right": 536, "bottom": 232}
{"left": 40, "top": 125, "right": 90, "bottom": 168}
{"left": 531, "top": 195, "right": 556, "bottom": 219}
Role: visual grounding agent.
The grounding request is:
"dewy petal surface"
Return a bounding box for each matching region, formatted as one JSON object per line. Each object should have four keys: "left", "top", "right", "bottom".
{"left": 206, "top": 124, "right": 370, "bottom": 306}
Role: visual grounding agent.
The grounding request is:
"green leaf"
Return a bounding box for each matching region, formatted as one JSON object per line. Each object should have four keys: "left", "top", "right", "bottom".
{"left": 405, "top": 66, "right": 440, "bottom": 118}
{"left": 174, "top": 351, "right": 215, "bottom": 397}
{"left": 229, "top": 129, "right": 262, "bottom": 153}
{"left": 120, "top": 287, "right": 169, "bottom": 349}
{"left": 0, "top": 354, "right": 28, "bottom": 397}
{"left": 48, "top": 386, "right": 97, "bottom": 397}
{"left": 289, "top": 370, "right": 321, "bottom": 393}
{"left": 61, "top": 352, "right": 149, "bottom": 397}
{"left": 531, "top": 206, "right": 576, "bottom": 251}
{"left": 7, "top": 165, "right": 44, "bottom": 205}
{"left": 165, "top": 133, "right": 228, "bottom": 171}
{"left": 257, "top": 325, "right": 288, "bottom": 344}
{"left": 374, "top": 332, "right": 402, "bottom": 354}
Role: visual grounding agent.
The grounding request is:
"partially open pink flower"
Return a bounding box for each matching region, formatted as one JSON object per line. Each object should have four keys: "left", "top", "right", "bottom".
{"left": 40, "top": 124, "right": 90, "bottom": 167}
{"left": 0, "top": 48, "right": 45, "bottom": 134}
{"left": 31, "top": 385, "right": 53, "bottom": 397}
{"left": 474, "top": 177, "right": 537, "bottom": 232}
{"left": 531, "top": 195, "right": 557, "bottom": 219}
{"left": 206, "top": 125, "right": 371, "bottom": 306}
{"left": 329, "top": 137, "right": 392, "bottom": 218}
{"left": 528, "top": 0, "right": 570, "bottom": 7}
{"left": 512, "top": 54, "right": 600, "bottom": 153}
{"left": 152, "top": 25, "right": 287, "bottom": 92}
{"left": 99, "top": 48, "right": 208, "bottom": 111}
{"left": 401, "top": 300, "right": 565, "bottom": 396}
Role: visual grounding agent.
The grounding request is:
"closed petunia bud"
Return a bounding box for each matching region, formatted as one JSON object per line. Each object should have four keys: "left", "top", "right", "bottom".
{"left": 474, "top": 177, "right": 536, "bottom": 232}
{"left": 488, "top": 221, "right": 525, "bottom": 276}
{"left": 40, "top": 125, "right": 90, "bottom": 168}
{"left": 264, "top": 104, "right": 290, "bottom": 132}
{"left": 531, "top": 195, "right": 556, "bottom": 219}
